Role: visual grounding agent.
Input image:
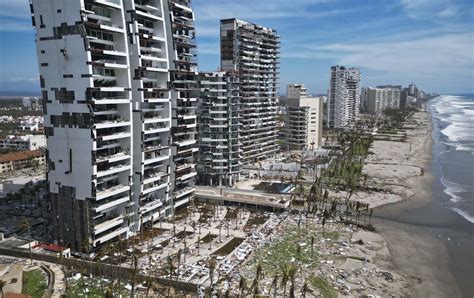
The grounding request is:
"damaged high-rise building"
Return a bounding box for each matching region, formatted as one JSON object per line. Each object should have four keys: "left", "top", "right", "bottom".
{"left": 220, "top": 18, "right": 280, "bottom": 165}
{"left": 30, "top": 0, "right": 197, "bottom": 252}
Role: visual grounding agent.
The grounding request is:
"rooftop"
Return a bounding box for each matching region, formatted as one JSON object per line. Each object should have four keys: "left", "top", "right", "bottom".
{"left": 0, "top": 149, "right": 43, "bottom": 163}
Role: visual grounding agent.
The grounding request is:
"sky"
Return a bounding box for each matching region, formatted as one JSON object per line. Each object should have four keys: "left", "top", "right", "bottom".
{"left": 0, "top": 0, "right": 473, "bottom": 95}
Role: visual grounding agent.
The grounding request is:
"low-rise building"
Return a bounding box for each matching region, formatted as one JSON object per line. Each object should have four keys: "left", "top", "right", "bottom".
{"left": 18, "top": 116, "right": 43, "bottom": 132}
{"left": 0, "top": 149, "right": 45, "bottom": 173}
{"left": 0, "top": 135, "right": 46, "bottom": 151}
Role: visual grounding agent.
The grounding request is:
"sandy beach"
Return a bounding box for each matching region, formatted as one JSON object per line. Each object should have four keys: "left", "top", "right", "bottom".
{"left": 354, "top": 110, "right": 471, "bottom": 297}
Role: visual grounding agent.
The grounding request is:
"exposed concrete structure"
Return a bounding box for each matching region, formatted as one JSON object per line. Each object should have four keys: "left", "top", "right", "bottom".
{"left": 30, "top": 0, "right": 197, "bottom": 252}
{"left": 220, "top": 18, "right": 280, "bottom": 164}
{"left": 280, "top": 84, "right": 323, "bottom": 150}
{"left": 197, "top": 71, "right": 242, "bottom": 187}
{"left": 327, "top": 65, "right": 361, "bottom": 129}
{"left": 287, "top": 84, "right": 309, "bottom": 98}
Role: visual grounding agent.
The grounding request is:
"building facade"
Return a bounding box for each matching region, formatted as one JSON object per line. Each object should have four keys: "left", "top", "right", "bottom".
{"left": 220, "top": 18, "right": 280, "bottom": 164}
{"left": 280, "top": 85, "right": 323, "bottom": 150}
{"left": 0, "top": 150, "right": 45, "bottom": 174}
{"left": 30, "top": 0, "right": 197, "bottom": 252}
{"left": 287, "top": 84, "right": 309, "bottom": 98}
{"left": 362, "top": 87, "right": 401, "bottom": 115}
{"left": 197, "top": 71, "right": 241, "bottom": 186}
{"left": 0, "top": 135, "right": 46, "bottom": 151}
{"left": 327, "top": 65, "right": 361, "bottom": 129}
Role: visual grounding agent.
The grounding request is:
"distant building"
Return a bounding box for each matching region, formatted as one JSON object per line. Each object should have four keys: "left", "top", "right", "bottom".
{"left": 400, "top": 88, "right": 409, "bottom": 108}
{"left": 220, "top": 18, "right": 280, "bottom": 164}
{"left": 327, "top": 65, "right": 361, "bottom": 128}
{"left": 281, "top": 84, "right": 323, "bottom": 150}
{"left": 363, "top": 87, "right": 401, "bottom": 115}
{"left": 0, "top": 135, "right": 46, "bottom": 151}
{"left": 22, "top": 97, "right": 42, "bottom": 111}
{"left": 281, "top": 97, "right": 324, "bottom": 150}
{"left": 0, "top": 149, "right": 45, "bottom": 173}
{"left": 18, "top": 116, "right": 43, "bottom": 132}
{"left": 287, "top": 84, "right": 309, "bottom": 98}
{"left": 197, "top": 71, "right": 242, "bottom": 186}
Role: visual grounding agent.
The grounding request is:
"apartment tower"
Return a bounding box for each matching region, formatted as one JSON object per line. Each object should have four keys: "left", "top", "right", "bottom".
{"left": 281, "top": 84, "right": 323, "bottom": 150}
{"left": 30, "top": 0, "right": 197, "bottom": 252}
{"left": 197, "top": 71, "right": 241, "bottom": 186}
{"left": 220, "top": 19, "right": 280, "bottom": 164}
{"left": 327, "top": 66, "right": 361, "bottom": 129}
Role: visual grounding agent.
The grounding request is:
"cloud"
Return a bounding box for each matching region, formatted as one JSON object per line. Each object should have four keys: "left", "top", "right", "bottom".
{"left": 399, "top": 0, "right": 459, "bottom": 19}
{"left": 289, "top": 32, "right": 473, "bottom": 91}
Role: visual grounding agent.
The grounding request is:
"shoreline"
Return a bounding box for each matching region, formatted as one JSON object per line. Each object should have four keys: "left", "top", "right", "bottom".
{"left": 368, "top": 107, "right": 473, "bottom": 297}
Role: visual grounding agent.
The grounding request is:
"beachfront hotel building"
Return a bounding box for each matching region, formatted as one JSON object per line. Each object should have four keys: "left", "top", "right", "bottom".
{"left": 327, "top": 65, "right": 361, "bottom": 129}
{"left": 362, "top": 87, "right": 401, "bottom": 115}
{"left": 197, "top": 71, "right": 242, "bottom": 186}
{"left": 220, "top": 18, "right": 280, "bottom": 164}
{"left": 280, "top": 84, "right": 323, "bottom": 151}
{"left": 30, "top": 0, "right": 197, "bottom": 252}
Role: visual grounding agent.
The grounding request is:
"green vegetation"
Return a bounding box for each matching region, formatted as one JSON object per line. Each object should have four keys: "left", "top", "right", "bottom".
{"left": 248, "top": 226, "right": 318, "bottom": 275}
{"left": 67, "top": 277, "right": 129, "bottom": 297}
{"left": 324, "top": 231, "right": 340, "bottom": 240}
{"left": 321, "top": 129, "right": 373, "bottom": 191}
{"left": 0, "top": 109, "right": 43, "bottom": 117}
{"left": 383, "top": 108, "right": 416, "bottom": 129}
{"left": 22, "top": 269, "right": 48, "bottom": 298}
{"left": 309, "top": 275, "right": 337, "bottom": 298}
{"left": 0, "top": 123, "right": 18, "bottom": 138}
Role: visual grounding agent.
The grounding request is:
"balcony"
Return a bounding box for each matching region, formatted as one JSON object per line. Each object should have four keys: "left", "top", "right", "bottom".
{"left": 97, "top": 162, "right": 130, "bottom": 178}
{"left": 96, "top": 150, "right": 130, "bottom": 164}
{"left": 144, "top": 150, "right": 170, "bottom": 165}
{"left": 175, "top": 186, "right": 195, "bottom": 199}
{"left": 94, "top": 215, "right": 124, "bottom": 235}
{"left": 144, "top": 121, "right": 169, "bottom": 134}
{"left": 140, "top": 199, "right": 164, "bottom": 215}
{"left": 93, "top": 226, "right": 128, "bottom": 246}
{"left": 96, "top": 183, "right": 130, "bottom": 201}
{"left": 142, "top": 178, "right": 168, "bottom": 195}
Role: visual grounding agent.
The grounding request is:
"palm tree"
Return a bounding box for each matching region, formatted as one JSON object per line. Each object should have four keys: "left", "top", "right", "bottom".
{"left": 208, "top": 259, "right": 217, "bottom": 294}
{"left": 145, "top": 275, "right": 153, "bottom": 298}
{"left": 19, "top": 217, "right": 32, "bottom": 264}
{"left": 270, "top": 274, "right": 278, "bottom": 297}
{"left": 131, "top": 254, "right": 138, "bottom": 297}
{"left": 301, "top": 280, "right": 308, "bottom": 298}
{"left": 322, "top": 216, "right": 326, "bottom": 238}
{"left": 280, "top": 264, "right": 289, "bottom": 297}
{"left": 238, "top": 276, "right": 247, "bottom": 298}
{"left": 288, "top": 265, "right": 297, "bottom": 298}
{"left": 196, "top": 235, "right": 201, "bottom": 256}
{"left": 176, "top": 249, "right": 182, "bottom": 280}
{"left": 0, "top": 279, "right": 6, "bottom": 298}
{"left": 310, "top": 236, "right": 315, "bottom": 260}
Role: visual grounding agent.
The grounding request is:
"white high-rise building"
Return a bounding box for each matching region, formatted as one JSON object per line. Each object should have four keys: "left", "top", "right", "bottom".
{"left": 220, "top": 19, "right": 280, "bottom": 164}
{"left": 362, "top": 87, "right": 401, "bottom": 115}
{"left": 30, "top": 0, "right": 197, "bottom": 252}
{"left": 327, "top": 66, "right": 361, "bottom": 129}
{"left": 197, "top": 71, "right": 242, "bottom": 186}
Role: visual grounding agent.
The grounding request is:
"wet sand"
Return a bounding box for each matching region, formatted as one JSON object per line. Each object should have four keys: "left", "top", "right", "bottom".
{"left": 373, "top": 110, "right": 473, "bottom": 297}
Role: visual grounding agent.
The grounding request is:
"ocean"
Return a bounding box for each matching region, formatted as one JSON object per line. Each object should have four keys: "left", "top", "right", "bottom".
{"left": 429, "top": 94, "right": 474, "bottom": 224}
